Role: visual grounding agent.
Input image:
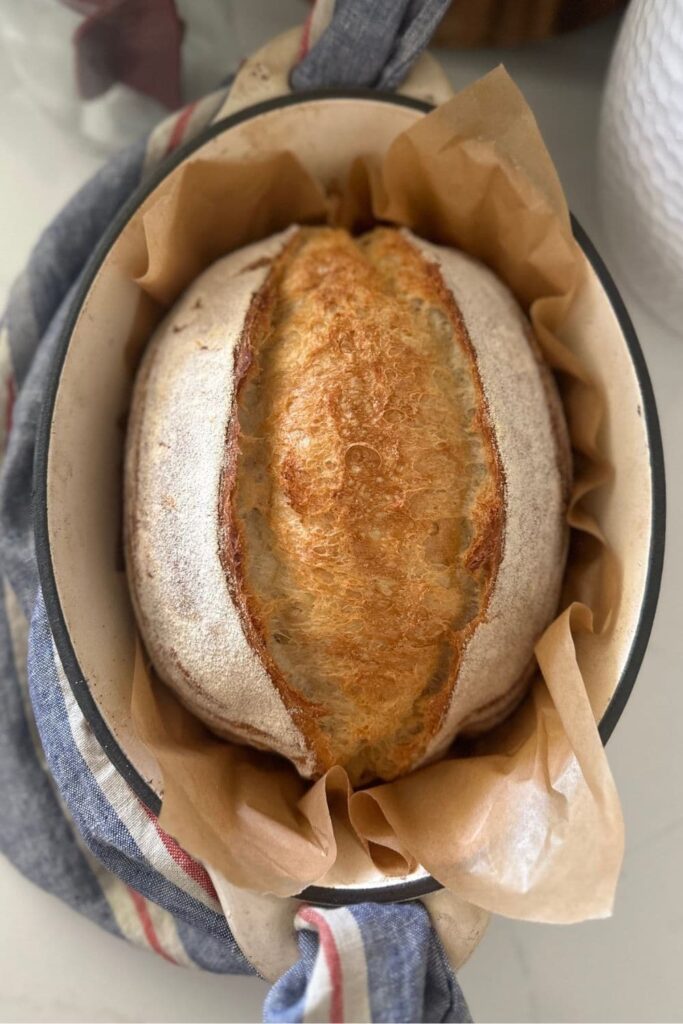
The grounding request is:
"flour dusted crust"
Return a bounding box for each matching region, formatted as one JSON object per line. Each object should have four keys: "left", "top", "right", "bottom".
{"left": 125, "top": 225, "right": 570, "bottom": 786}
{"left": 408, "top": 233, "right": 571, "bottom": 765}
{"left": 125, "top": 227, "right": 315, "bottom": 776}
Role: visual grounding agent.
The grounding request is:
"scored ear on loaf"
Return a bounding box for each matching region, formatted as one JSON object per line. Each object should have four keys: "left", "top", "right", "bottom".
{"left": 125, "top": 225, "right": 570, "bottom": 786}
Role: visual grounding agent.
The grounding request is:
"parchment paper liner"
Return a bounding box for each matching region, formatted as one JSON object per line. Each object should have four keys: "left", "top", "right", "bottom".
{"left": 128, "top": 68, "right": 623, "bottom": 923}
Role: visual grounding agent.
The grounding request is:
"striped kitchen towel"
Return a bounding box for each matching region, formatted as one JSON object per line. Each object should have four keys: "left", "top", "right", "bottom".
{"left": 0, "top": 2, "right": 470, "bottom": 1020}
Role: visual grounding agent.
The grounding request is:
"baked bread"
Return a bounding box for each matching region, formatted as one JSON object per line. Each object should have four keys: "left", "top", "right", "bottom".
{"left": 125, "top": 226, "right": 570, "bottom": 786}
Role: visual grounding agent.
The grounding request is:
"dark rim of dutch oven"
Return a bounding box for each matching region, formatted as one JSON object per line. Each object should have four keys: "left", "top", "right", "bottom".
{"left": 33, "top": 89, "right": 666, "bottom": 907}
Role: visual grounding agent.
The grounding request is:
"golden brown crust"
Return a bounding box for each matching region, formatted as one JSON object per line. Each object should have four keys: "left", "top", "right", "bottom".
{"left": 218, "top": 237, "right": 330, "bottom": 770}
{"left": 219, "top": 227, "right": 505, "bottom": 785}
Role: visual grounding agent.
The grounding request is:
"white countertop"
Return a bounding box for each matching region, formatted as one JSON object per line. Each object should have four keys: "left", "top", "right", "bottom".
{"left": 1, "top": 4, "right": 680, "bottom": 1021}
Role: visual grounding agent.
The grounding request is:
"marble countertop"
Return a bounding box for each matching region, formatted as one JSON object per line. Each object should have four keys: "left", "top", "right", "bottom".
{"left": 0, "top": 4, "right": 680, "bottom": 1021}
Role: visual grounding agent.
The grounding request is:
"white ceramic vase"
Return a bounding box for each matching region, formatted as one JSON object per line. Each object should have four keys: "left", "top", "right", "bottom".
{"left": 599, "top": 0, "right": 683, "bottom": 330}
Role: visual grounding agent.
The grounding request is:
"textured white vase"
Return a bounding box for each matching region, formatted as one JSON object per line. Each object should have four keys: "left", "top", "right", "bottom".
{"left": 599, "top": 0, "right": 683, "bottom": 329}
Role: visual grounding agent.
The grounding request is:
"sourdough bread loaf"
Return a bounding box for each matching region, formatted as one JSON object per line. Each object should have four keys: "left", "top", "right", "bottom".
{"left": 125, "top": 225, "right": 570, "bottom": 785}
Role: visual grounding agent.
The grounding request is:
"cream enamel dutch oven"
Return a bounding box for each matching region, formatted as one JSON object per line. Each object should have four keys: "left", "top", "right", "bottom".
{"left": 33, "top": 49, "right": 664, "bottom": 983}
